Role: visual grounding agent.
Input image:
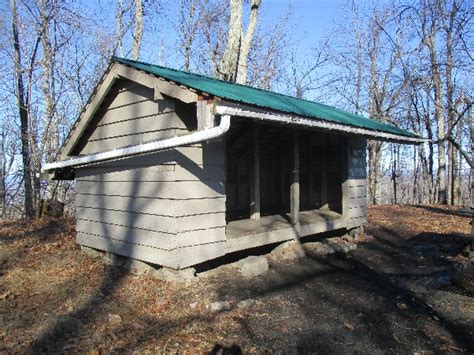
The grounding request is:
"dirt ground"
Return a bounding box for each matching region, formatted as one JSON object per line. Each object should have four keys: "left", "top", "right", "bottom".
{"left": 0, "top": 205, "right": 473, "bottom": 354}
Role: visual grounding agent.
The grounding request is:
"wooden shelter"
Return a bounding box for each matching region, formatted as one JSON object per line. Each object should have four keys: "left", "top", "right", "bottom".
{"left": 44, "top": 57, "right": 424, "bottom": 269}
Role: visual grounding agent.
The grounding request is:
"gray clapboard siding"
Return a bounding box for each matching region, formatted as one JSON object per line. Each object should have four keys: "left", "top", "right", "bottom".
{"left": 74, "top": 81, "right": 228, "bottom": 269}
{"left": 76, "top": 206, "right": 177, "bottom": 234}
{"left": 76, "top": 194, "right": 175, "bottom": 217}
{"left": 76, "top": 193, "right": 226, "bottom": 217}
{"left": 76, "top": 164, "right": 225, "bottom": 182}
{"left": 348, "top": 185, "right": 367, "bottom": 198}
{"left": 76, "top": 232, "right": 179, "bottom": 269}
{"left": 90, "top": 112, "right": 182, "bottom": 140}
{"left": 88, "top": 145, "right": 225, "bottom": 167}
{"left": 76, "top": 206, "right": 226, "bottom": 235}
{"left": 76, "top": 165, "right": 176, "bottom": 182}
{"left": 175, "top": 164, "right": 226, "bottom": 181}
{"left": 76, "top": 180, "right": 224, "bottom": 199}
{"left": 96, "top": 101, "right": 177, "bottom": 127}
{"left": 178, "top": 241, "right": 227, "bottom": 268}
{"left": 175, "top": 197, "right": 226, "bottom": 216}
{"left": 76, "top": 219, "right": 177, "bottom": 250}
{"left": 346, "top": 137, "right": 368, "bottom": 229}
{"left": 97, "top": 100, "right": 160, "bottom": 124}
{"left": 178, "top": 212, "right": 226, "bottom": 232}
{"left": 179, "top": 227, "right": 226, "bottom": 247}
{"left": 78, "top": 78, "right": 181, "bottom": 155}
{"left": 81, "top": 129, "right": 181, "bottom": 155}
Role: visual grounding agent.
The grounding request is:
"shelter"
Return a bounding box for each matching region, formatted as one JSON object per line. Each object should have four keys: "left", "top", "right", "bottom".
{"left": 43, "top": 57, "right": 423, "bottom": 269}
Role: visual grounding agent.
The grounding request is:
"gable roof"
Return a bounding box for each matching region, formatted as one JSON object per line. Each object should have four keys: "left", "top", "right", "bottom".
{"left": 113, "top": 56, "right": 419, "bottom": 139}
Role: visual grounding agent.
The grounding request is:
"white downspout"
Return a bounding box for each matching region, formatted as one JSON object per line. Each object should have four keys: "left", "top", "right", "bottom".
{"left": 42, "top": 115, "right": 231, "bottom": 172}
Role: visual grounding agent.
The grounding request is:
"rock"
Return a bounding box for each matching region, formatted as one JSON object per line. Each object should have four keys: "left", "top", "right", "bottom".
{"left": 237, "top": 299, "right": 254, "bottom": 309}
{"left": 236, "top": 255, "right": 269, "bottom": 278}
{"left": 108, "top": 313, "right": 122, "bottom": 325}
{"left": 327, "top": 240, "right": 351, "bottom": 253}
{"left": 270, "top": 240, "right": 306, "bottom": 261}
{"left": 341, "top": 234, "right": 354, "bottom": 243}
{"left": 206, "top": 301, "right": 231, "bottom": 312}
{"left": 81, "top": 246, "right": 103, "bottom": 259}
{"left": 190, "top": 302, "right": 198, "bottom": 309}
{"left": 153, "top": 267, "right": 196, "bottom": 285}
{"left": 304, "top": 242, "right": 329, "bottom": 256}
{"left": 125, "top": 258, "right": 155, "bottom": 275}
{"left": 103, "top": 252, "right": 126, "bottom": 266}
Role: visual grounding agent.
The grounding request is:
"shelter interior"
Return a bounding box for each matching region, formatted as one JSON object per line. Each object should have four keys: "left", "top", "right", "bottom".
{"left": 225, "top": 118, "right": 347, "bottom": 242}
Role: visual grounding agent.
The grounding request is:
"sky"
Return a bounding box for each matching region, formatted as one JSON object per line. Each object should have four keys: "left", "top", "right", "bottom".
{"left": 134, "top": 0, "right": 351, "bottom": 71}
{"left": 263, "top": 0, "right": 346, "bottom": 51}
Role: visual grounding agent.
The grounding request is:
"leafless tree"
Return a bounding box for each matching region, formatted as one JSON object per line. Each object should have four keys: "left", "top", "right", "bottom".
{"left": 220, "top": 0, "right": 261, "bottom": 84}
{"left": 10, "top": 0, "right": 36, "bottom": 218}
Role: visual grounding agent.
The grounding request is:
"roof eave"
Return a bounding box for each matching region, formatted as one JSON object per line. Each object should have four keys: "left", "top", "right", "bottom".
{"left": 215, "top": 102, "right": 426, "bottom": 145}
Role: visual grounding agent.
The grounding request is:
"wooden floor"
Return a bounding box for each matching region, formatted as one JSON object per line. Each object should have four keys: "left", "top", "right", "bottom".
{"left": 225, "top": 208, "right": 346, "bottom": 254}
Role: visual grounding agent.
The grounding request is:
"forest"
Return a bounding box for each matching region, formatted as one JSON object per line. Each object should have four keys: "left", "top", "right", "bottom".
{"left": 0, "top": 0, "right": 473, "bottom": 219}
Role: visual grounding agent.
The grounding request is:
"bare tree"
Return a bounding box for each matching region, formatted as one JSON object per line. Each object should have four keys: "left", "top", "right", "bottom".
{"left": 177, "top": 0, "right": 201, "bottom": 71}
{"left": 131, "top": 0, "right": 143, "bottom": 60}
{"left": 10, "top": 0, "right": 36, "bottom": 218}
{"left": 220, "top": 0, "right": 261, "bottom": 84}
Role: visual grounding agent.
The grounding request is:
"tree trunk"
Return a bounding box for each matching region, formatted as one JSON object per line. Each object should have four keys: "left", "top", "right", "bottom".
{"left": 220, "top": 0, "right": 242, "bottom": 81}
{"left": 116, "top": 0, "right": 124, "bottom": 56}
{"left": 220, "top": 0, "right": 260, "bottom": 83}
{"left": 427, "top": 31, "right": 447, "bottom": 204}
{"left": 235, "top": 0, "right": 261, "bottom": 84}
{"left": 368, "top": 140, "right": 382, "bottom": 205}
{"left": 10, "top": 0, "right": 35, "bottom": 218}
{"left": 131, "top": 0, "right": 143, "bottom": 60}
{"left": 0, "top": 130, "right": 4, "bottom": 218}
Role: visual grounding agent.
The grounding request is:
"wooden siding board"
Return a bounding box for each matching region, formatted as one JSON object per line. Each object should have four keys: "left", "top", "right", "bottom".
{"left": 175, "top": 164, "right": 225, "bottom": 182}
{"left": 90, "top": 112, "right": 182, "bottom": 140}
{"left": 76, "top": 180, "right": 224, "bottom": 199}
{"left": 76, "top": 193, "right": 175, "bottom": 217}
{"left": 97, "top": 102, "right": 178, "bottom": 127}
{"left": 80, "top": 129, "right": 182, "bottom": 155}
{"left": 178, "top": 241, "right": 227, "bottom": 269}
{"left": 177, "top": 213, "right": 226, "bottom": 232}
{"left": 175, "top": 197, "right": 226, "bottom": 216}
{"left": 178, "top": 227, "right": 226, "bottom": 247}
{"left": 76, "top": 194, "right": 226, "bottom": 217}
{"left": 76, "top": 165, "right": 176, "bottom": 182}
{"left": 76, "top": 219, "right": 178, "bottom": 250}
{"left": 76, "top": 232, "right": 179, "bottom": 269}
{"left": 346, "top": 136, "right": 367, "bottom": 229}
{"left": 76, "top": 206, "right": 177, "bottom": 234}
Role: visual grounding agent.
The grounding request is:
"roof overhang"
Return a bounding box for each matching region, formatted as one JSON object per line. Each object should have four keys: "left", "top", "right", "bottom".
{"left": 55, "top": 57, "right": 425, "bottom": 171}
{"left": 215, "top": 102, "right": 426, "bottom": 145}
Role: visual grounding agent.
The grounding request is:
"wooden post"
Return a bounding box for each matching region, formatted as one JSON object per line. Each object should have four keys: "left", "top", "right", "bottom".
{"left": 320, "top": 135, "right": 328, "bottom": 209}
{"left": 341, "top": 137, "right": 350, "bottom": 219}
{"left": 250, "top": 124, "right": 260, "bottom": 219}
{"left": 291, "top": 130, "right": 300, "bottom": 225}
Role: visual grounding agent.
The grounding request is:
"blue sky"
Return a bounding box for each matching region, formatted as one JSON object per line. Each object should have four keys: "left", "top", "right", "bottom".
{"left": 263, "top": 0, "right": 345, "bottom": 50}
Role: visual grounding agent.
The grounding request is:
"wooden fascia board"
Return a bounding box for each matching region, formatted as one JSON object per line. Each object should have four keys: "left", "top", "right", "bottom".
{"left": 60, "top": 62, "right": 198, "bottom": 159}
{"left": 113, "top": 63, "right": 198, "bottom": 104}
{"left": 60, "top": 64, "right": 119, "bottom": 159}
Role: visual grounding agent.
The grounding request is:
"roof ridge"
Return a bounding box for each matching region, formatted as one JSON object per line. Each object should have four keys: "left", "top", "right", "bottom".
{"left": 112, "top": 56, "right": 358, "bottom": 116}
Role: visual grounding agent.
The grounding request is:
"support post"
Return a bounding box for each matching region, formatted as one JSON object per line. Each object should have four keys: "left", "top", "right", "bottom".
{"left": 320, "top": 135, "right": 328, "bottom": 209}
{"left": 291, "top": 130, "right": 300, "bottom": 225}
{"left": 250, "top": 124, "right": 260, "bottom": 219}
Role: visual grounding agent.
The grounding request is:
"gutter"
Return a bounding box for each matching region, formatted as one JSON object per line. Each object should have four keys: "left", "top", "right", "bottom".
{"left": 42, "top": 115, "right": 231, "bottom": 173}
{"left": 215, "top": 104, "right": 426, "bottom": 145}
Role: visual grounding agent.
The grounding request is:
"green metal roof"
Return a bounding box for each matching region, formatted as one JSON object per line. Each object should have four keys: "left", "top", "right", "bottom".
{"left": 113, "top": 57, "right": 418, "bottom": 138}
